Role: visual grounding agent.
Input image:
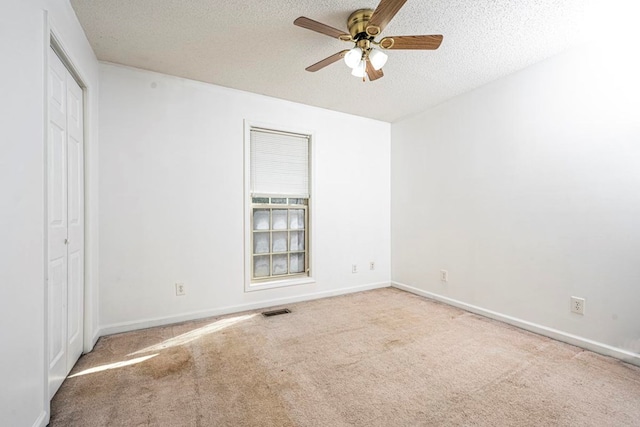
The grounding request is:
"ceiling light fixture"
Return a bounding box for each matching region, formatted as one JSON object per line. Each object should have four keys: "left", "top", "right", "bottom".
{"left": 344, "top": 45, "right": 387, "bottom": 78}
{"left": 368, "top": 48, "right": 388, "bottom": 71}
{"left": 351, "top": 60, "right": 367, "bottom": 77}
{"left": 339, "top": 13, "right": 390, "bottom": 80}
{"left": 294, "top": 3, "right": 443, "bottom": 82}
{"left": 344, "top": 47, "right": 363, "bottom": 68}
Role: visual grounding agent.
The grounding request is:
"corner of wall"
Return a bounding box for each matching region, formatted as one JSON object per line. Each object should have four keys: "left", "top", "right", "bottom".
{"left": 392, "top": 282, "right": 640, "bottom": 367}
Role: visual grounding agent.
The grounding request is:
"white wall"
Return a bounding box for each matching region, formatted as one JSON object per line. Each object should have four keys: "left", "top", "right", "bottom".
{"left": 0, "top": 1, "right": 99, "bottom": 426}
{"left": 98, "top": 63, "right": 391, "bottom": 332}
{"left": 391, "top": 42, "right": 640, "bottom": 364}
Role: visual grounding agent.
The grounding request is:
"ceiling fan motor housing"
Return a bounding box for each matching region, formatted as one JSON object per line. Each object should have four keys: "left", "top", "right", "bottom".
{"left": 347, "top": 9, "right": 375, "bottom": 40}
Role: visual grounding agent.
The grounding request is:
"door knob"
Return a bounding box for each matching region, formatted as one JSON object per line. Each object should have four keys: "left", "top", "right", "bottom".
{"left": 64, "top": 238, "right": 69, "bottom": 245}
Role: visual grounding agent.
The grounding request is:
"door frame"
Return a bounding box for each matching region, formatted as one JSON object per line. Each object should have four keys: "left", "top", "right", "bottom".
{"left": 44, "top": 12, "right": 98, "bottom": 409}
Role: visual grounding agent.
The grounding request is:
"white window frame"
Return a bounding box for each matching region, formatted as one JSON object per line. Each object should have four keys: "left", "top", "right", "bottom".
{"left": 243, "top": 120, "right": 315, "bottom": 292}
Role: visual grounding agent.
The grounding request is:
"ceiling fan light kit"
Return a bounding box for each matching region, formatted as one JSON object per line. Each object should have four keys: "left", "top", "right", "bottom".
{"left": 344, "top": 47, "right": 364, "bottom": 68}
{"left": 294, "top": 0, "right": 443, "bottom": 82}
{"left": 368, "top": 48, "right": 388, "bottom": 71}
{"left": 351, "top": 60, "right": 367, "bottom": 77}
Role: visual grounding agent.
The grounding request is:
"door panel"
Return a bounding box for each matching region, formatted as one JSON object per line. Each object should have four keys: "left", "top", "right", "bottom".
{"left": 48, "top": 257, "right": 66, "bottom": 367}
{"left": 48, "top": 48, "right": 68, "bottom": 398}
{"left": 67, "top": 251, "right": 82, "bottom": 345}
{"left": 48, "top": 123, "right": 66, "bottom": 229}
{"left": 66, "top": 72, "right": 84, "bottom": 368}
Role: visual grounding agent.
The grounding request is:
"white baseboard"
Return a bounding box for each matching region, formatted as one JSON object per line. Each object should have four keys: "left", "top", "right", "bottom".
{"left": 33, "top": 410, "right": 47, "bottom": 427}
{"left": 392, "top": 281, "right": 640, "bottom": 367}
{"left": 90, "top": 328, "right": 100, "bottom": 350}
{"left": 100, "top": 282, "right": 390, "bottom": 336}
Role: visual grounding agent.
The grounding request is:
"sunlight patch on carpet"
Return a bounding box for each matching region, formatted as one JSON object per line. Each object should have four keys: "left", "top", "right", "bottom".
{"left": 129, "top": 314, "right": 257, "bottom": 356}
{"left": 68, "top": 354, "right": 158, "bottom": 378}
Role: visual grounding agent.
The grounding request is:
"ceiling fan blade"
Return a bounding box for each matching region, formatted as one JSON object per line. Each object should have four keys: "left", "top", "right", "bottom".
{"left": 366, "top": 61, "right": 384, "bottom": 81}
{"left": 366, "top": 0, "right": 408, "bottom": 36}
{"left": 294, "top": 17, "right": 350, "bottom": 39}
{"left": 305, "top": 50, "right": 349, "bottom": 72}
{"left": 380, "top": 35, "right": 443, "bottom": 50}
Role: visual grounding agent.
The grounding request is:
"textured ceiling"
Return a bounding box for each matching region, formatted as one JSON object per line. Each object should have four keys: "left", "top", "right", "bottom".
{"left": 70, "top": 0, "right": 595, "bottom": 122}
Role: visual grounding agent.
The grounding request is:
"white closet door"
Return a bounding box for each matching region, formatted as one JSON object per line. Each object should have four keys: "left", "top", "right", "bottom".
{"left": 47, "top": 47, "right": 84, "bottom": 399}
{"left": 65, "top": 67, "right": 84, "bottom": 372}
{"left": 48, "top": 47, "right": 69, "bottom": 398}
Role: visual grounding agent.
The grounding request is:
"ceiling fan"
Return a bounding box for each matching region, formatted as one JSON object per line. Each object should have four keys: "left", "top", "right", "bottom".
{"left": 294, "top": 0, "right": 443, "bottom": 82}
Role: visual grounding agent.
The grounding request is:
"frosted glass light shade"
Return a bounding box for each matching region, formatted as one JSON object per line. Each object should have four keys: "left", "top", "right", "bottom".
{"left": 369, "top": 48, "right": 388, "bottom": 70}
{"left": 344, "top": 47, "right": 363, "bottom": 68}
{"left": 351, "top": 60, "right": 366, "bottom": 77}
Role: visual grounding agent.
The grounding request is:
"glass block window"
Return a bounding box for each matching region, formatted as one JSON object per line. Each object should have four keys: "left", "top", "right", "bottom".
{"left": 251, "top": 197, "right": 308, "bottom": 280}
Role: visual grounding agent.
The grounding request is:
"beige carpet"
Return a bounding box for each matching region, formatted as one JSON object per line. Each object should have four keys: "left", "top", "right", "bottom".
{"left": 51, "top": 288, "right": 640, "bottom": 426}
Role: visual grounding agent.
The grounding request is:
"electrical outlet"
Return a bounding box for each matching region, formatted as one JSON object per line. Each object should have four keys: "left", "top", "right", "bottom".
{"left": 352, "top": 264, "right": 358, "bottom": 273}
{"left": 175, "top": 283, "right": 186, "bottom": 296}
{"left": 571, "top": 296, "right": 585, "bottom": 315}
{"left": 369, "top": 261, "right": 375, "bottom": 270}
{"left": 440, "top": 270, "right": 448, "bottom": 282}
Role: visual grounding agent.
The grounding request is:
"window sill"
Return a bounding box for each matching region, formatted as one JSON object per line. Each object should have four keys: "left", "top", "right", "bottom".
{"left": 245, "top": 276, "right": 315, "bottom": 292}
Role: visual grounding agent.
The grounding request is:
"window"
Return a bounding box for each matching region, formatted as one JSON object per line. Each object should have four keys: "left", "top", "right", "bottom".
{"left": 251, "top": 197, "right": 308, "bottom": 280}
{"left": 245, "top": 125, "right": 313, "bottom": 290}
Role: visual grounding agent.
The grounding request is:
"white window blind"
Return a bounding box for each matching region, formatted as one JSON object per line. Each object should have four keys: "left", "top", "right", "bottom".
{"left": 250, "top": 128, "right": 309, "bottom": 198}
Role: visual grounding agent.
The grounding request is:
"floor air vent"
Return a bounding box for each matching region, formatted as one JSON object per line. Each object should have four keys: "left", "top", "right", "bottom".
{"left": 262, "top": 308, "right": 291, "bottom": 317}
